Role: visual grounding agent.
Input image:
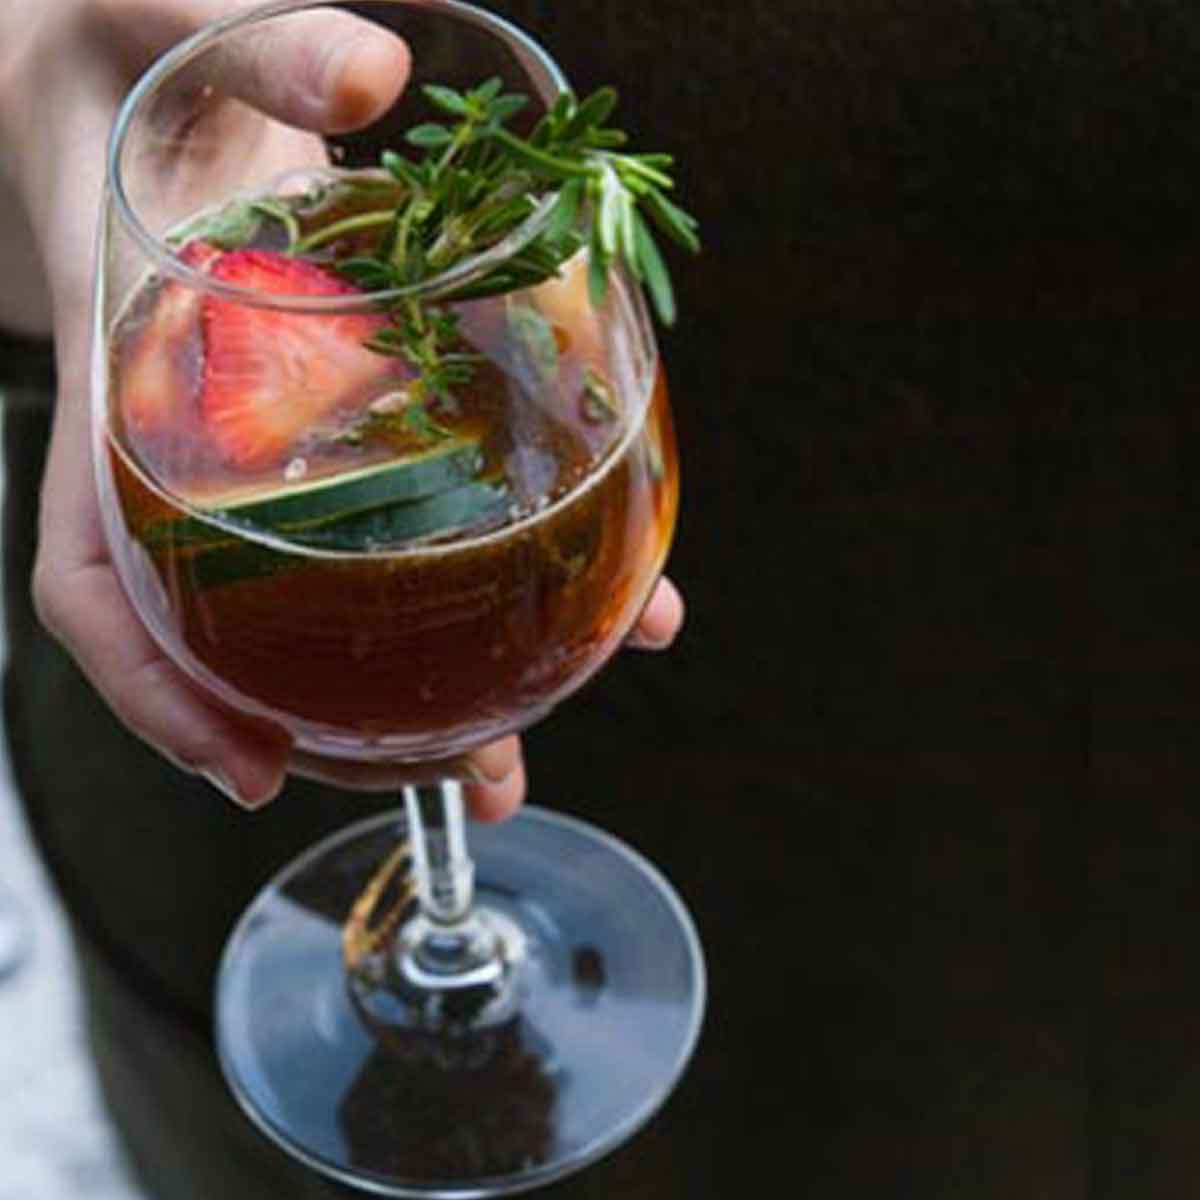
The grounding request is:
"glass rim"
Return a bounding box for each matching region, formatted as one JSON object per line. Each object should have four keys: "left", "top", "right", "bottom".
{"left": 106, "top": 0, "right": 571, "bottom": 314}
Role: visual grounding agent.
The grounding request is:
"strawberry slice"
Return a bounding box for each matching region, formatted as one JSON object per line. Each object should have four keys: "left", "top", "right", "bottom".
{"left": 201, "top": 251, "right": 392, "bottom": 468}
{"left": 120, "top": 241, "right": 221, "bottom": 439}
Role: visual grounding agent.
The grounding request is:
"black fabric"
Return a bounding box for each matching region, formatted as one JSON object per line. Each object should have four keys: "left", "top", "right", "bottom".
{"left": 6, "top": 1, "right": 1200, "bottom": 1196}
{"left": 0, "top": 330, "right": 55, "bottom": 392}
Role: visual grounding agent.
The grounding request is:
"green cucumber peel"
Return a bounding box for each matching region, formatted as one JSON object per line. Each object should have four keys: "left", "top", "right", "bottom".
{"left": 142, "top": 440, "right": 484, "bottom": 550}
{"left": 179, "top": 481, "right": 510, "bottom": 590}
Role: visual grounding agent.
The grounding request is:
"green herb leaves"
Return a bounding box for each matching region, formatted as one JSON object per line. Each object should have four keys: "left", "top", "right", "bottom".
{"left": 167, "top": 198, "right": 299, "bottom": 252}
{"left": 326, "top": 79, "right": 698, "bottom": 403}
{"left": 177, "top": 80, "right": 698, "bottom": 423}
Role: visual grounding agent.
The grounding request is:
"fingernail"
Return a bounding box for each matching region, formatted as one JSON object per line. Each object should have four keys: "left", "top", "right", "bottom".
{"left": 462, "top": 759, "right": 518, "bottom": 787}
{"left": 472, "top": 740, "right": 523, "bottom": 784}
{"left": 466, "top": 761, "right": 526, "bottom": 823}
{"left": 628, "top": 629, "right": 673, "bottom": 650}
{"left": 200, "top": 765, "right": 268, "bottom": 812}
{"left": 462, "top": 761, "right": 490, "bottom": 786}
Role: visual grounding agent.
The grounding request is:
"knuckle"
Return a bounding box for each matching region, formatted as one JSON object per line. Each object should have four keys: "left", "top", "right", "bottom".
{"left": 30, "top": 557, "right": 68, "bottom": 639}
{"left": 79, "top": 0, "right": 146, "bottom": 38}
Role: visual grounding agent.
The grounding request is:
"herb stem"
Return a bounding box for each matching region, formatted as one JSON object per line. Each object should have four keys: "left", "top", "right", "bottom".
{"left": 324, "top": 80, "right": 696, "bottom": 408}
{"left": 489, "top": 128, "right": 593, "bottom": 179}
{"left": 437, "top": 118, "right": 477, "bottom": 175}
{"left": 250, "top": 200, "right": 301, "bottom": 251}
{"left": 392, "top": 199, "right": 424, "bottom": 278}
{"left": 294, "top": 210, "right": 396, "bottom": 254}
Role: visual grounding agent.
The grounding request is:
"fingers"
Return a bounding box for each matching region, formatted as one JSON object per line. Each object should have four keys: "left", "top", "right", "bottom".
{"left": 32, "top": 559, "right": 293, "bottom": 809}
{"left": 35, "top": 390, "right": 532, "bottom": 819}
{"left": 626, "top": 575, "right": 685, "bottom": 650}
{"left": 37, "top": 336, "right": 526, "bottom": 819}
{"left": 203, "top": 3, "right": 411, "bottom": 134}
{"left": 33, "top": 345, "right": 292, "bottom": 809}
{"left": 465, "top": 758, "right": 526, "bottom": 823}
{"left": 289, "top": 736, "right": 526, "bottom": 822}
{"left": 94, "top": 0, "right": 410, "bottom": 133}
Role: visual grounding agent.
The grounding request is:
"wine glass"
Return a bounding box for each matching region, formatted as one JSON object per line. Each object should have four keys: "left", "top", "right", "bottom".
{"left": 93, "top": 1, "right": 704, "bottom": 1194}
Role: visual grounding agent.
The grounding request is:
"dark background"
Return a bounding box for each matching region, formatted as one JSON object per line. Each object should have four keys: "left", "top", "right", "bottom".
{"left": 7, "top": 1, "right": 1200, "bottom": 1197}
{"left": 502, "top": 3, "right": 1200, "bottom": 1195}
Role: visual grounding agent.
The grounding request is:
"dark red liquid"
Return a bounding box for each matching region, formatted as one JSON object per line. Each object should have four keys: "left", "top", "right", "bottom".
{"left": 108, "top": 366, "right": 676, "bottom": 758}
{"left": 103, "top": 186, "right": 677, "bottom": 757}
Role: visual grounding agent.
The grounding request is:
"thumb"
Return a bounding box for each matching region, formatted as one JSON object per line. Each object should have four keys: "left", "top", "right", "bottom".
{"left": 101, "top": 0, "right": 411, "bottom": 132}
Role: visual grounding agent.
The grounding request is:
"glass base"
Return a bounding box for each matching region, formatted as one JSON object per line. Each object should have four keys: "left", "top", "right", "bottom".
{"left": 216, "top": 807, "right": 706, "bottom": 1197}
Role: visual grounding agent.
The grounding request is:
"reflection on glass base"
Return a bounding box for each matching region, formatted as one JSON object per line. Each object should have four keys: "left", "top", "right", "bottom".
{"left": 216, "top": 807, "right": 706, "bottom": 1198}
{"left": 355, "top": 907, "right": 529, "bottom": 1035}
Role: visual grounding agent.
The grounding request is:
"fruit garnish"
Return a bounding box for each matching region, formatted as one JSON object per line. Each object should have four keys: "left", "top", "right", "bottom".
{"left": 528, "top": 249, "right": 597, "bottom": 360}
{"left": 312, "top": 79, "right": 699, "bottom": 414}
{"left": 281, "top": 481, "right": 507, "bottom": 552}
{"left": 164, "top": 470, "right": 508, "bottom": 590}
{"left": 146, "top": 83, "right": 696, "bottom": 451}
{"left": 119, "top": 241, "right": 221, "bottom": 438}
{"left": 201, "top": 250, "right": 396, "bottom": 468}
{"left": 144, "top": 439, "right": 487, "bottom": 549}
{"left": 180, "top": 480, "right": 508, "bottom": 590}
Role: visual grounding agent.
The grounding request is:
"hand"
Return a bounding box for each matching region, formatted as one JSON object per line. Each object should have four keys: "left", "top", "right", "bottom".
{"left": 0, "top": 0, "right": 685, "bottom": 820}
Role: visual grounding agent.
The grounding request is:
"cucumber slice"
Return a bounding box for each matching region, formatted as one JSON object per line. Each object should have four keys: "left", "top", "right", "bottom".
{"left": 185, "top": 482, "right": 509, "bottom": 590}
{"left": 211, "top": 440, "right": 483, "bottom": 529}
{"left": 146, "top": 440, "right": 483, "bottom": 547}
{"left": 291, "top": 481, "right": 509, "bottom": 550}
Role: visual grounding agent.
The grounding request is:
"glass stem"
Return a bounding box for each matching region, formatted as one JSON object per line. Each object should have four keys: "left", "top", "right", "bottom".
{"left": 404, "top": 781, "right": 475, "bottom": 926}
{"left": 397, "top": 781, "right": 513, "bottom": 1001}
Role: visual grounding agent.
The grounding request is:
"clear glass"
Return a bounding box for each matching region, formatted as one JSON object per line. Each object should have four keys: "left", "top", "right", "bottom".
{"left": 94, "top": 2, "right": 704, "bottom": 1194}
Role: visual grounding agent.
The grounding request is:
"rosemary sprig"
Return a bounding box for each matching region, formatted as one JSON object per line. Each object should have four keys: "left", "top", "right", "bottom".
{"left": 329, "top": 78, "right": 699, "bottom": 410}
